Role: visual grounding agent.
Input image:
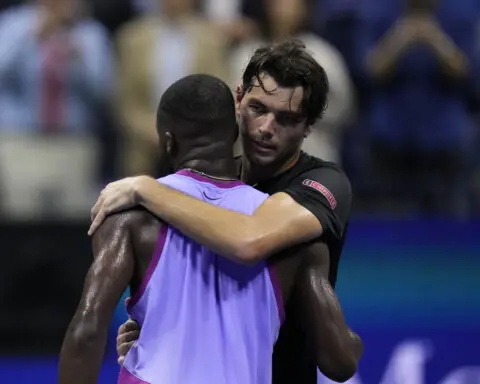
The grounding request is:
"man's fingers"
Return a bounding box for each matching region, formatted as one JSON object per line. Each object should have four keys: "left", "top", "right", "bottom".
{"left": 91, "top": 183, "right": 114, "bottom": 220}
{"left": 123, "top": 319, "right": 140, "bottom": 332}
{"left": 117, "top": 341, "right": 136, "bottom": 358}
{"left": 90, "top": 194, "right": 104, "bottom": 222}
{"left": 118, "top": 321, "right": 128, "bottom": 334}
{"left": 117, "top": 330, "right": 140, "bottom": 345}
{"left": 88, "top": 210, "right": 106, "bottom": 236}
{"left": 116, "top": 319, "right": 140, "bottom": 361}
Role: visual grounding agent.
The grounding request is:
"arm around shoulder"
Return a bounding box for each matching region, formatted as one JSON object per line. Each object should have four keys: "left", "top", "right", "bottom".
{"left": 241, "top": 166, "right": 352, "bottom": 262}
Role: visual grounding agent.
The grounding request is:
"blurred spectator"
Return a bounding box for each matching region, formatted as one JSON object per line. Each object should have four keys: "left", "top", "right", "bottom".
{"left": 203, "top": 0, "right": 258, "bottom": 46}
{"left": 116, "top": 0, "right": 230, "bottom": 176}
{"left": 230, "top": 0, "right": 355, "bottom": 163}
{"left": 316, "top": 0, "right": 360, "bottom": 65}
{"left": 88, "top": 0, "right": 137, "bottom": 35}
{"left": 0, "top": 0, "right": 114, "bottom": 219}
{"left": 128, "top": 0, "right": 259, "bottom": 44}
{"left": 0, "top": 0, "right": 113, "bottom": 134}
{"left": 358, "top": 0, "right": 478, "bottom": 216}
{"left": 203, "top": 0, "right": 240, "bottom": 23}
{"left": 0, "top": 0, "right": 18, "bottom": 12}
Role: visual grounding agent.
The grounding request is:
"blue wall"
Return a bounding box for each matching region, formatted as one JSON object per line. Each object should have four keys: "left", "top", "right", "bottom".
{"left": 1, "top": 219, "right": 479, "bottom": 384}
{"left": 323, "top": 219, "right": 480, "bottom": 383}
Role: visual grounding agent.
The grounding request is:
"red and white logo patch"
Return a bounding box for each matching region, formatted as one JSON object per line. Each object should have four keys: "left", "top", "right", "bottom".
{"left": 302, "top": 179, "right": 337, "bottom": 209}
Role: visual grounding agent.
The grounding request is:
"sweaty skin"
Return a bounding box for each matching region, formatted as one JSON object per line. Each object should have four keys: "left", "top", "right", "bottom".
{"left": 60, "top": 209, "right": 361, "bottom": 383}
{"left": 58, "top": 209, "right": 160, "bottom": 384}
{"left": 84, "top": 65, "right": 362, "bottom": 382}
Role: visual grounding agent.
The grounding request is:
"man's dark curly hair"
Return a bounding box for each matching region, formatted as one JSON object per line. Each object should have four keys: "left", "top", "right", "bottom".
{"left": 241, "top": 39, "right": 329, "bottom": 126}
{"left": 157, "top": 74, "right": 236, "bottom": 141}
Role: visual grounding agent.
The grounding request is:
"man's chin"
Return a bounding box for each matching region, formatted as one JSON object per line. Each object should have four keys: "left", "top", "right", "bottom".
{"left": 247, "top": 152, "right": 277, "bottom": 167}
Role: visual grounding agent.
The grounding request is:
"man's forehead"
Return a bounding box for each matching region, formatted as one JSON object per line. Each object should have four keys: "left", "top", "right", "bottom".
{"left": 248, "top": 76, "right": 304, "bottom": 113}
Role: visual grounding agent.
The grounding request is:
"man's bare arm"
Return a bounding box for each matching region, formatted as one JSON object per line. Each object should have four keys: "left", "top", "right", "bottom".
{"left": 58, "top": 212, "right": 137, "bottom": 384}
{"left": 136, "top": 180, "right": 322, "bottom": 264}
{"left": 297, "top": 242, "right": 363, "bottom": 382}
{"left": 90, "top": 177, "right": 322, "bottom": 264}
{"left": 90, "top": 166, "right": 349, "bottom": 265}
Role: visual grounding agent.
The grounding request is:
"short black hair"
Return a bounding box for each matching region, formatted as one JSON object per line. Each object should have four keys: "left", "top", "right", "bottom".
{"left": 241, "top": 39, "right": 329, "bottom": 126}
{"left": 157, "top": 74, "right": 236, "bottom": 141}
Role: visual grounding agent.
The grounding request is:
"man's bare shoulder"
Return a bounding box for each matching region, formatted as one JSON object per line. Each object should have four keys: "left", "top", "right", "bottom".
{"left": 120, "top": 207, "right": 161, "bottom": 227}
{"left": 92, "top": 208, "right": 163, "bottom": 266}
{"left": 94, "top": 208, "right": 162, "bottom": 241}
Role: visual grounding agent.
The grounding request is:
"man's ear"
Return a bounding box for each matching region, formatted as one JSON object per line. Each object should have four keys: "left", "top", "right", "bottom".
{"left": 165, "top": 131, "right": 175, "bottom": 156}
{"left": 303, "top": 125, "right": 312, "bottom": 138}
{"left": 235, "top": 85, "right": 245, "bottom": 120}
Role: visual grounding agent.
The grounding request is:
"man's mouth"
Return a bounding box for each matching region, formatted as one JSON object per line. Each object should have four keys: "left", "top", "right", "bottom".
{"left": 251, "top": 139, "right": 275, "bottom": 152}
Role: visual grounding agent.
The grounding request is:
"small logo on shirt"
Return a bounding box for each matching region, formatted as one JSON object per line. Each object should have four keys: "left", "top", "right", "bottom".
{"left": 302, "top": 179, "right": 337, "bottom": 209}
{"left": 202, "top": 191, "right": 221, "bottom": 200}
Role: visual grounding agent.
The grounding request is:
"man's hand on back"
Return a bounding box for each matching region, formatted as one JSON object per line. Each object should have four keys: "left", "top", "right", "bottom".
{"left": 89, "top": 176, "right": 153, "bottom": 235}
{"left": 117, "top": 319, "right": 141, "bottom": 365}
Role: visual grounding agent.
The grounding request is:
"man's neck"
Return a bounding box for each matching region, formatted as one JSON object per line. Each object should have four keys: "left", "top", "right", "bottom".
{"left": 179, "top": 158, "right": 238, "bottom": 180}
{"left": 241, "top": 151, "right": 301, "bottom": 185}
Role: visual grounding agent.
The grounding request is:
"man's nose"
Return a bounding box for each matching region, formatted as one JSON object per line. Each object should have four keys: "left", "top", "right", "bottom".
{"left": 258, "top": 113, "right": 276, "bottom": 139}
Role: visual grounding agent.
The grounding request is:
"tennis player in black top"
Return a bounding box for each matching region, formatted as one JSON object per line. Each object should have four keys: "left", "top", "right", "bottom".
{"left": 89, "top": 40, "right": 362, "bottom": 383}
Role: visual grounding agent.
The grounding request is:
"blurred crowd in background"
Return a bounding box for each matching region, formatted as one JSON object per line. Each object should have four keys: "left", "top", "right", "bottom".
{"left": 0, "top": 0, "right": 479, "bottom": 221}
{"left": 0, "top": 2, "right": 479, "bottom": 379}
